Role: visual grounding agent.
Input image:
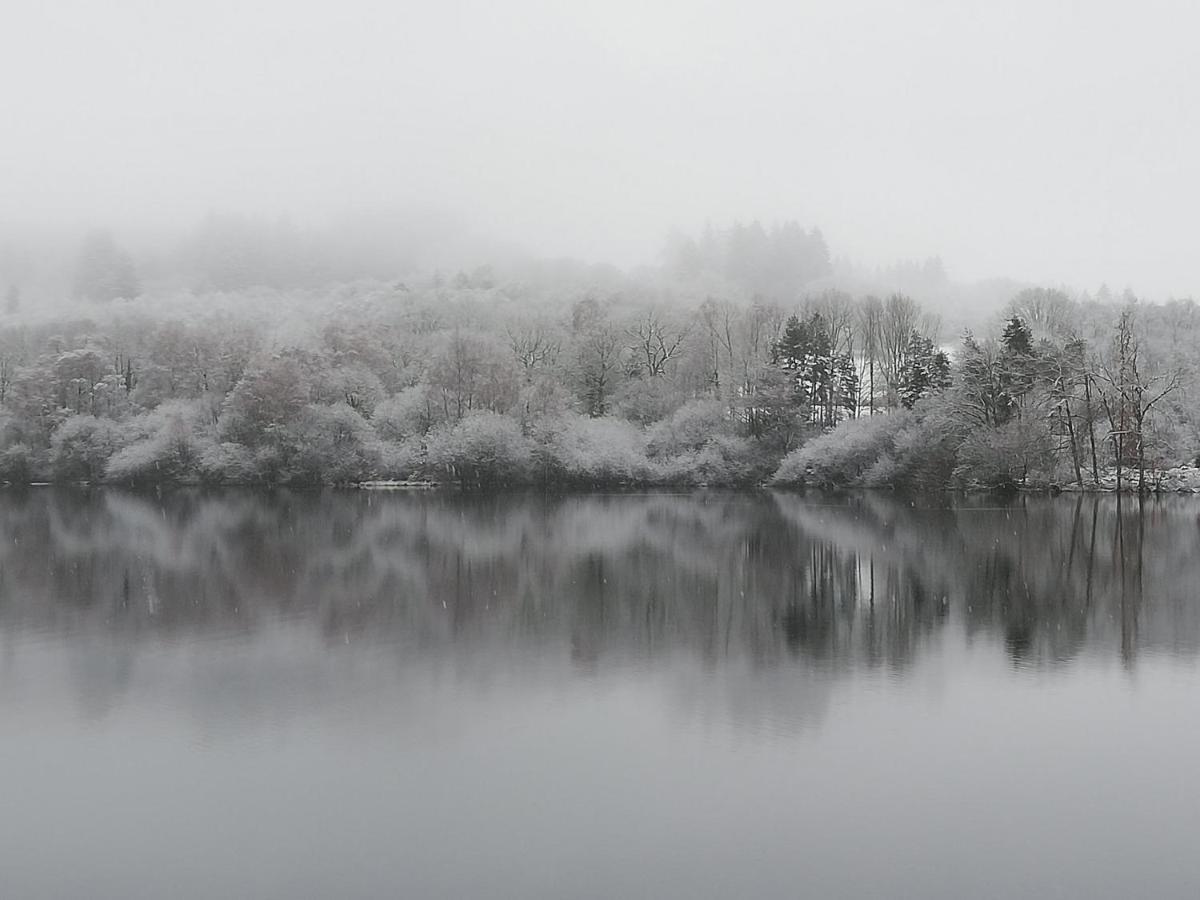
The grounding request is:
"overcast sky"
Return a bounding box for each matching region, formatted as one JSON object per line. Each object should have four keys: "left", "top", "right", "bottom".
{"left": 2, "top": 0, "right": 1197, "bottom": 296}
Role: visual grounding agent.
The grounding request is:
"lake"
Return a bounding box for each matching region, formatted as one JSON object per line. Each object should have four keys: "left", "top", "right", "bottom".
{"left": 2, "top": 488, "right": 1200, "bottom": 899}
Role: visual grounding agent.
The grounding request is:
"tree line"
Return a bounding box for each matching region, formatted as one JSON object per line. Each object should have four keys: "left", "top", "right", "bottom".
{"left": 776, "top": 288, "right": 1195, "bottom": 492}
{"left": 0, "top": 276, "right": 1192, "bottom": 490}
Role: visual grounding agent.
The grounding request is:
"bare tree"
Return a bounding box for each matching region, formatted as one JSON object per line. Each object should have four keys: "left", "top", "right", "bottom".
{"left": 878, "top": 294, "right": 921, "bottom": 407}
{"left": 627, "top": 310, "right": 690, "bottom": 378}
{"left": 576, "top": 325, "right": 621, "bottom": 416}
{"left": 1095, "top": 306, "right": 1181, "bottom": 493}
{"left": 698, "top": 297, "right": 736, "bottom": 397}
{"left": 428, "top": 331, "right": 519, "bottom": 421}
{"left": 507, "top": 322, "right": 560, "bottom": 379}
{"left": 856, "top": 296, "right": 883, "bottom": 415}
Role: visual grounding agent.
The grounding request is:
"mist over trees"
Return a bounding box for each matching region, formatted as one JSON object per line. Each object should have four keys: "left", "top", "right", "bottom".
{"left": 71, "top": 231, "right": 139, "bottom": 303}
{"left": 0, "top": 215, "right": 1196, "bottom": 490}
{"left": 664, "top": 222, "right": 833, "bottom": 295}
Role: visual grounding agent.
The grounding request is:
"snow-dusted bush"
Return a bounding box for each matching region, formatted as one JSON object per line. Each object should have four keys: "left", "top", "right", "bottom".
{"left": 50, "top": 415, "right": 125, "bottom": 481}
{"left": 953, "top": 418, "right": 1056, "bottom": 489}
{"left": 318, "top": 364, "right": 384, "bottom": 416}
{"left": 287, "top": 403, "right": 380, "bottom": 483}
{"left": 105, "top": 400, "right": 210, "bottom": 483}
{"left": 0, "top": 443, "right": 34, "bottom": 483}
{"left": 372, "top": 386, "right": 435, "bottom": 441}
{"left": 425, "top": 411, "right": 534, "bottom": 486}
{"left": 658, "top": 434, "right": 763, "bottom": 485}
{"left": 197, "top": 441, "right": 259, "bottom": 484}
{"left": 374, "top": 438, "right": 425, "bottom": 480}
{"left": 614, "top": 377, "right": 680, "bottom": 426}
{"left": 515, "top": 374, "right": 573, "bottom": 430}
{"left": 217, "top": 353, "right": 310, "bottom": 446}
{"left": 536, "top": 413, "right": 649, "bottom": 483}
{"left": 773, "top": 413, "right": 911, "bottom": 487}
{"left": 646, "top": 399, "right": 734, "bottom": 458}
{"left": 863, "top": 405, "right": 964, "bottom": 490}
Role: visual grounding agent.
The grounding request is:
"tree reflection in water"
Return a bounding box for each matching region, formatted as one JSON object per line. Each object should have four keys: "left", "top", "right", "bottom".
{"left": 3, "top": 488, "right": 1199, "bottom": 900}
{"left": 0, "top": 488, "right": 1194, "bottom": 664}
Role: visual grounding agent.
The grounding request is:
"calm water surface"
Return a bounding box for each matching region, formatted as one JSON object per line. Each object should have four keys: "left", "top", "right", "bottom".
{"left": 2, "top": 488, "right": 1200, "bottom": 899}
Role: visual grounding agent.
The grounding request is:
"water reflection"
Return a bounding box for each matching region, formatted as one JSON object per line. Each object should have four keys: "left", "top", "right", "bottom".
{"left": 1, "top": 489, "right": 1195, "bottom": 660}
{"left": 0, "top": 489, "right": 1196, "bottom": 727}
{"left": 5, "top": 489, "right": 1200, "bottom": 899}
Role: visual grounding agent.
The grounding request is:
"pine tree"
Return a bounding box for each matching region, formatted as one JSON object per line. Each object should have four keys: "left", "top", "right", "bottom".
{"left": 999, "top": 315, "right": 1037, "bottom": 415}
{"left": 899, "top": 332, "right": 951, "bottom": 409}
{"left": 834, "top": 352, "right": 859, "bottom": 419}
{"left": 1000, "top": 315, "right": 1034, "bottom": 356}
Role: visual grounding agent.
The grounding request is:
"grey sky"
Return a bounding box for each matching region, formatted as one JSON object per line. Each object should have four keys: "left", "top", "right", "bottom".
{"left": 2, "top": 0, "right": 1197, "bottom": 296}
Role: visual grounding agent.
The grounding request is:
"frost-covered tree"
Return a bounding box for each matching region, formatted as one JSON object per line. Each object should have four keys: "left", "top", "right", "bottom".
{"left": 898, "top": 332, "right": 950, "bottom": 409}
{"left": 50, "top": 415, "right": 124, "bottom": 481}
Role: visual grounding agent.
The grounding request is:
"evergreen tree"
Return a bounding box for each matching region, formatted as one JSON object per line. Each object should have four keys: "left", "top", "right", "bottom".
{"left": 774, "top": 314, "right": 807, "bottom": 370}
{"left": 1000, "top": 315, "right": 1034, "bottom": 356}
{"left": 899, "top": 332, "right": 951, "bottom": 409}
{"left": 834, "top": 352, "right": 860, "bottom": 419}
{"left": 999, "top": 315, "right": 1038, "bottom": 414}
{"left": 774, "top": 312, "right": 844, "bottom": 425}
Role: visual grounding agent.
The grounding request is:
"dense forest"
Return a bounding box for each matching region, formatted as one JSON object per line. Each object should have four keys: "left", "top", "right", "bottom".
{"left": 0, "top": 220, "right": 1196, "bottom": 491}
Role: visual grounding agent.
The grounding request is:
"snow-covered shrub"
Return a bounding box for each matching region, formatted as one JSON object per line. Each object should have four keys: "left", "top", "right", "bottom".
{"left": 50, "top": 415, "right": 125, "bottom": 481}
{"left": 773, "top": 413, "right": 911, "bottom": 487}
{"left": 536, "top": 413, "right": 648, "bottom": 483}
{"left": 425, "top": 411, "right": 534, "bottom": 486}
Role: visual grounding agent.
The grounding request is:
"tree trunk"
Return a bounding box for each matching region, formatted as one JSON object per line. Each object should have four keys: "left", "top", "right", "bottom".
{"left": 868, "top": 357, "right": 874, "bottom": 416}
{"left": 1084, "top": 376, "right": 1100, "bottom": 484}
{"left": 1063, "top": 398, "right": 1083, "bottom": 486}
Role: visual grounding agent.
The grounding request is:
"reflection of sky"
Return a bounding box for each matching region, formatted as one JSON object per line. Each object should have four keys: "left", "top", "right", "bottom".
{"left": 3, "top": 621, "right": 1200, "bottom": 900}
{"left": 0, "top": 620, "right": 845, "bottom": 742}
